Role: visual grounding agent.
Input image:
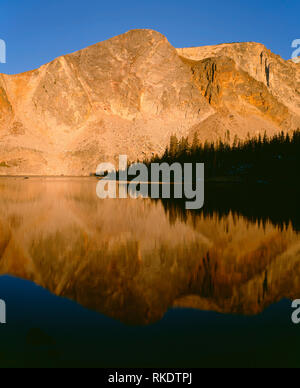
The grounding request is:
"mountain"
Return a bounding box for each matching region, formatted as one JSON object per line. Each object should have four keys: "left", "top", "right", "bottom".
{"left": 0, "top": 178, "right": 299, "bottom": 325}
{"left": 0, "top": 30, "right": 299, "bottom": 176}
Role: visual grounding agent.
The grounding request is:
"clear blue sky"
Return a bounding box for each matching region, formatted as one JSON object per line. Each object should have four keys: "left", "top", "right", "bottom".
{"left": 0, "top": 0, "right": 299, "bottom": 74}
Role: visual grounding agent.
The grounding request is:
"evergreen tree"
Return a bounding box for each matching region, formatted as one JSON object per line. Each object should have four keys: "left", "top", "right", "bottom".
{"left": 169, "top": 134, "right": 179, "bottom": 159}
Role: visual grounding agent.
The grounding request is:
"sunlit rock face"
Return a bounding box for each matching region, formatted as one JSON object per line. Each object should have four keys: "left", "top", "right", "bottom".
{"left": 177, "top": 42, "right": 300, "bottom": 116}
{"left": 0, "top": 31, "right": 300, "bottom": 176}
{"left": 0, "top": 178, "right": 299, "bottom": 325}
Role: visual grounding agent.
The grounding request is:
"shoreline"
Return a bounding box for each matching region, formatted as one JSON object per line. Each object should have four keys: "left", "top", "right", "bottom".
{"left": 0, "top": 175, "right": 98, "bottom": 179}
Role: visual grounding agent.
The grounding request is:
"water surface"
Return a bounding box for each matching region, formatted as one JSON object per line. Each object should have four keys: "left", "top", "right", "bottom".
{"left": 0, "top": 177, "right": 299, "bottom": 367}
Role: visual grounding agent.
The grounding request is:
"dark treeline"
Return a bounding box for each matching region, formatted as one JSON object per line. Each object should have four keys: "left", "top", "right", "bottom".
{"left": 146, "top": 130, "right": 300, "bottom": 184}
{"left": 158, "top": 183, "right": 300, "bottom": 232}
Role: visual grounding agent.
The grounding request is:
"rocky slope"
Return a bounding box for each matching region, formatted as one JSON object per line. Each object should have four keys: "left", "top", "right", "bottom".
{"left": 0, "top": 30, "right": 299, "bottom": 175}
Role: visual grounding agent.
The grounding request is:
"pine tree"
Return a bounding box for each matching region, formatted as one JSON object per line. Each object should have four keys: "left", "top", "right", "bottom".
{"left": 169, "top": 134, "right": 179, "bottom": 159}
{"left": 192, "top": 132, "right": 199, "bottom": 153}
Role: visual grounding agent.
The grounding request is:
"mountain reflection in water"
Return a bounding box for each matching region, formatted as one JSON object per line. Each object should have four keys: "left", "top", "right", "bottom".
{"left": 0, "top": 178, "right": 299, "bottom": 327}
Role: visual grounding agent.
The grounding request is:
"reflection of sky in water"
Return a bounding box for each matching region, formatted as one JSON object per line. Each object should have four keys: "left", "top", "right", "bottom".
{"left": 0, "top": 276, "right": 298, "bottom": 368}
{"left": 0, "top": 178, "right": 299, "bottom": 366}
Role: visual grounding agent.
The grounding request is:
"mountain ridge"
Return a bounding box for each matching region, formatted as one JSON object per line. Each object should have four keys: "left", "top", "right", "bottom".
{"left": 0, "top": 29, "right": 299, "bottom": 176}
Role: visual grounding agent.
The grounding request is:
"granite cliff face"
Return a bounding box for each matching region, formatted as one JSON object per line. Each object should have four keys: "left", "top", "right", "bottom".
{"left": 0, "top": 30, "right": 299, "bottom": 175}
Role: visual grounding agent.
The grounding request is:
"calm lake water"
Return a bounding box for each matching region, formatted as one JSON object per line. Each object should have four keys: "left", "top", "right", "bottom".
{"left": 0, "top": 177, "right": 299, "bottom": 367}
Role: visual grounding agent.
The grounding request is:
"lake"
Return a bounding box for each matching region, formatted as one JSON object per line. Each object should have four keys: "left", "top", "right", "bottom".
{"left": 0, "top": 177, "right": 299, "bottom": 367}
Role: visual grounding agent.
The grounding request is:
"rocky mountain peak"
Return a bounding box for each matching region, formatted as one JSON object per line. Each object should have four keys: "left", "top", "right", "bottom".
{"left": 0, "top": 30, "right": 299, "bottom": 176}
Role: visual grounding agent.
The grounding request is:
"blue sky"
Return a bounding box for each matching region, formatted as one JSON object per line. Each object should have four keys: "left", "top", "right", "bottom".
{"left": 0, "top": 0, "right": 299, "bottom": 74}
